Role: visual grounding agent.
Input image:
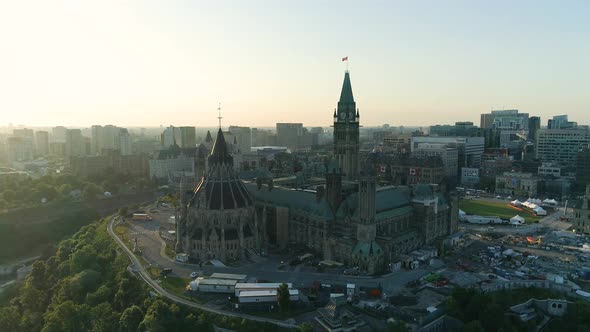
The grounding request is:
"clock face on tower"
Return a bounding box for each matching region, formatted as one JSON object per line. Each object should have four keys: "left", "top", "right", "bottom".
{"left": 340, "top": 113, "right": 346, "bottom": 120}
{"left": 349, "top": 112, "right": 355, "bottom": 120}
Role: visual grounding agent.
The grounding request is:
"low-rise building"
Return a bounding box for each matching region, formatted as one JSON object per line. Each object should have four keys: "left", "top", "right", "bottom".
{"left": 495, "top": 172, "right": 539, "bottom": 197}
{"left": 238, "top": 289, "right": 299, "bottom": 303}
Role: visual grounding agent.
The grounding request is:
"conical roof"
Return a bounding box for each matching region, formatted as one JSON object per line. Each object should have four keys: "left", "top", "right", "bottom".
{"left": 205, "top": 130, "right": 213, "bottom": 143}
{"left": 339, "top": 72, "right": 355, "bottom": 104}
{"left": 208, "top": 128, "right": 232, "bottom": 166}
{"left": 190, "top": 129, "right": 253, "bottom": 210}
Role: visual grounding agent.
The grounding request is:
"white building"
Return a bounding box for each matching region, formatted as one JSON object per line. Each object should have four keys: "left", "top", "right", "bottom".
{"left": 238, "top": 289, "right": 300, "bottom": 303}
{"left": 234, "top": 283, "right": 292, "bottom": 297}
{"left": 536, "top": 128, "right": 590, "bottom": 164}
{"left": 191, "top": 278, "right": 237, "bottom": 293}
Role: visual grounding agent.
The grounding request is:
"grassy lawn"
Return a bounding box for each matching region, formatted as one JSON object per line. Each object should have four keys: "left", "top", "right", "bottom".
{"left": 459, "top": 200, "right": 543, "bottom": 223}
{"left": 164, "top": 243, "right": 175, "bottom": 260}
{"left": 114, "top": 223, "right": 133, "bottom": 250}
{"left": 162, "top": 276, "right": 191, "bottom": 295}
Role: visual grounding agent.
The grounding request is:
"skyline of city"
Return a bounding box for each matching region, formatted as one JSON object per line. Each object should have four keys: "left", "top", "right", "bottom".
{"left": 1, "top": 1, "right": 589, "bottom": 127}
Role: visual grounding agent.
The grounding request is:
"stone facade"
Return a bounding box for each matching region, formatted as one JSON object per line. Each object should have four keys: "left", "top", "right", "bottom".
{"left": 176, "top": 129, "right": 257, "bottom": 262}
{"left": 573, "top": 185, "right": 590, "bottom": 234}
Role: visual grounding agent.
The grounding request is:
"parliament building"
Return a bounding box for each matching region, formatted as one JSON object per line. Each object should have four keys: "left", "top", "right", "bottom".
{"left": 176, "top": 71, "right": 459, "bottom": 274}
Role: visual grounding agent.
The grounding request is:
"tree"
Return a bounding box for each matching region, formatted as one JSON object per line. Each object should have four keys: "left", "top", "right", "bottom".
{"left": 119, "top": 305, "right": 144, "bottom": 332}
{"left": 118, "top": 206, "right": 128, "bottom": 217}
{"left": 41, "top": 301, "right": 91, "bottom": 332}
{"left": 82, "top": 183, "right": 101, "bottom": 200}
{"left": 387, "top": 320, "right": 409, "bottom": 332}
{"left": 300, "top": 322, "right": 314, "bottom": 332}
{"left": 57, "top": 183, "right": 73, "bottom": 196}
{"left": 138, "top": 300, "right": 178, "bottom": 332}
{"left": 463, "top": 320, "right": 483, "bottom": 332}
{"left": 276, "top": 283, "right": 291, "bottom": 313}
{"left": 3, "top": 189, "right": 16, "bottom": 202}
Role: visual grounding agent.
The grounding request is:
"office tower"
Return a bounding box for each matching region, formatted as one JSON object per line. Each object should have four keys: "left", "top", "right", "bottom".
{"left": 179, "top": 126, "right": 197, "bottom": 148}
{"left": 35, "top": 131, "right": 49, "bottom": 156}
{"left": 7, "top": 136, "right": 34, "bottom": 164}
{"left": 228, "top": 126, "right": 251, "bottom": 153}
{"left": 65, "top": 129, "right": 85, "bottom": 158}
{"left": 528, "top": 116, "right": 541, "bottom": 141}
{"left": 536, "top": 128, "right": 590, "bottom": 164}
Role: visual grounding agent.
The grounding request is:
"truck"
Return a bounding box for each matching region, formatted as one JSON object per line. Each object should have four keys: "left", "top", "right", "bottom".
{"left": 132, "top": 213, "right": 152, "bottom": 221}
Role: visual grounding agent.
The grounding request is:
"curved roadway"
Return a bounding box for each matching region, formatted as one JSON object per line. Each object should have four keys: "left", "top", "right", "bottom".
{"left": 107, "top": 217, "right": 298, "bottom": 329}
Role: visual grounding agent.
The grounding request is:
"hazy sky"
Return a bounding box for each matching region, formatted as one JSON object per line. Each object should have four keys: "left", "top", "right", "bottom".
{"left": 1, "top": 1, "right": 589, "bottom": 128}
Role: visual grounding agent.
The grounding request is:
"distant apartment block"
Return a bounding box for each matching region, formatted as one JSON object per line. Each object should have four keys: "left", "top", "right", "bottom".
{"left": 6, "top": 136, "right": 33, "bottom": 165}
{"left": 35, "top": 131, "right": 49, "bottom": 156}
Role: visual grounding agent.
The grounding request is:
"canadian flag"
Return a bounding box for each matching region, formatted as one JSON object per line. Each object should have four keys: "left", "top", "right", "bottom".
{"left": 342, "top": 56, "right": 348, "bottom": 61}
{"left": 380, "top": 165, "right": 386, "bottom": 173}
{"left": 409, "top": 168, "right": 419, "bottom": 176}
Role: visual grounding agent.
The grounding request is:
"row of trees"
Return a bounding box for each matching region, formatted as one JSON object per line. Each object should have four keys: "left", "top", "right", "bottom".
{"left": 447, "top": 287, "right": 590, "bottom": 332}
{"left": 0, "top": 218, "right": 293, "bottom": 332}
{"left": 0, "top": 170, "right": 154, "bottom": 210}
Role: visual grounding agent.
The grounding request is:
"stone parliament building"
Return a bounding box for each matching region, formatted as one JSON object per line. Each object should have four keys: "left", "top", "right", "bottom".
{"left": 176, "top": 72, "right": 459, "bottom": 274}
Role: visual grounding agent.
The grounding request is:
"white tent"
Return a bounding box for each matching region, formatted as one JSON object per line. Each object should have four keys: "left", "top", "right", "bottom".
{"left": 543, "top": 198, "right": 558, "bottom": 206}
{"left": 510, "top": 215, "right": 525, "bottom": 225}
{"left": 511, "top": 200, "right": 522, "bottom": 206}
{"left": 527, "top": 198, "right": 543, "bottom": 205}
{"left": 533, "top": 206, "right": 547, "bottom": 216}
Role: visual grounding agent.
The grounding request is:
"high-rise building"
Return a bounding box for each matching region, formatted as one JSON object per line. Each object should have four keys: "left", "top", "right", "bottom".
{"left": 413, "top": 143, "right": 459, "bottom": 177}
{"left": 333, "top": 71, "right": 360, "bottom": 179}
{"left": 548, "top": 115, "right": 577, "bottom": 129}
{"left": 535, "top": 128, "right": 590, "bottom": 164}
{"left": 12, "top": 128, "right": 34, "bottom": 140}
{"left": 179, "top": 126, "right": 197, "bottom": 148}
{"left": 429, "top": 121, "right": 480, "bottom": 137}
{"left": 276, "top": 123, "right": 312, "bottom": 149}
{"left": 228, "top": 126, "right": 251, "bottom": 153}
{"left": 6, "top": 136, "right": 33, "bottom": 164}
{"left": 91, "top": 125, "right": 133, "bottom": 155}
{"left": 528, "top": 116, "right": 541, "bottom": 141}
{"left": 160, "top": 126, "right": 181, "bottom": 148}
{"left": 65, "top": 129, "right": 85, "bottom": 158}
{"left": 576, "top": 147, "right": 590, "bottom": 190}
{"left": 410, "top": 136, "right": 485, "bottom": 170}
{"left": 251, "top": 128, "right": 276, "bottom": 146}
{"left": 52, "top": 126, "right": 68, "bottom": 143}
{"left": 35, "top": 131, "right": 49, "bottom": 156}
{"left": 480, "top": 110, "right": 529, "bottom": 147}
{"left": 480, "top": 109, "right": 529, "bottom": 130}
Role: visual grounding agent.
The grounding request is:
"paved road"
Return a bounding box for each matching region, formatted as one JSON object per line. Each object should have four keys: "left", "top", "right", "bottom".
{"left": 128, "top": 214, "right": 442, "bottom": 296}
{"left": 107, "top": 217, "right": 299, "bottom": 329}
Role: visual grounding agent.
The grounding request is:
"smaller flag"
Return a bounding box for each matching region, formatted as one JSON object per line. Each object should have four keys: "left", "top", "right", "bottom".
{"left": 342, "top": 56, "right": 348, "bottom": 61}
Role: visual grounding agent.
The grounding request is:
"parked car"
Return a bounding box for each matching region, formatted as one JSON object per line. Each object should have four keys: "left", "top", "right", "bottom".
{"left": 190, "top": 271, "right": 199, "bottom": 279}
{"left": 160, "top": 268, "right": 173, "bottom": 276}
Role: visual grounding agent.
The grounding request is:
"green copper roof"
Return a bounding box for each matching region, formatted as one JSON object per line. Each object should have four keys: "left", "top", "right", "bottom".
{"left": 245, "top": 183, "right": 333, "bottom": 219}
{"left": 339, "top": 72, "right": 355, "bottom": 104}
{"left": 352, "top": 240, "right": 383, "bottom": 257}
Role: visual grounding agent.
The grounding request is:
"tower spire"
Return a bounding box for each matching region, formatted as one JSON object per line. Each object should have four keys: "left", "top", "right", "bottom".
{"left": 217, "top": 102, "right": 223, "bottom": 129}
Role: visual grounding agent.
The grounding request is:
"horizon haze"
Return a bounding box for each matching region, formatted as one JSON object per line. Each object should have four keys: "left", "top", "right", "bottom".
{"left": 1, "top": 0, "right": 589, "bottom": 127}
